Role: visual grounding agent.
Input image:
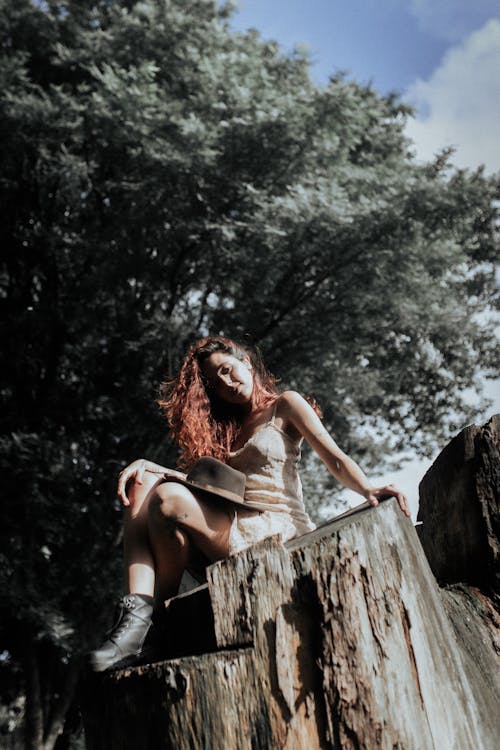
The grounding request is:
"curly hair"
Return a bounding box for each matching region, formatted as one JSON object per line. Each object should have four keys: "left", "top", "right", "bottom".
{"left": 158, "top": 337, "right": 280, "bottom": 468}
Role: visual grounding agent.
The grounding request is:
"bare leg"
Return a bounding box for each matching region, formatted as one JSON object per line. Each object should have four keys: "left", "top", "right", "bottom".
{"left": 148, "top": 482, "right": 234, "bottom": 601}
{"left": 89, "top": 473, "right": 163, "bottom": 673}
{"left": 123, "top": 475, "right": 234, "bottom": 601}
{"left": 90, "top": 477, "right": 235, "bottom": 672}
{"left": 123, "top": 472, "right": 164, "bottom": 597}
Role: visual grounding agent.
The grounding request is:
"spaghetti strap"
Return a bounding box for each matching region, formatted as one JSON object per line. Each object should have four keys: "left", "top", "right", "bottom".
{"left": 269, "top": 400, "right": 278, "bottom": 424}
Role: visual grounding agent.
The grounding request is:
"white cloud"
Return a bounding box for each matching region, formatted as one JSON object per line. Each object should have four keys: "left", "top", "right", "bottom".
{"left": 400, "top": 18, "right": 500, "bottom": 510}
{"left": 405, "top": 19, "right": 500, "bottom": 173}
{"left": 409, "top": 0, "right": 500, "bottom": 42}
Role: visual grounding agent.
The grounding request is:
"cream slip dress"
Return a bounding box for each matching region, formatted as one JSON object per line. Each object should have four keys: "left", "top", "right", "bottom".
{"left": 226, "top": 401, "right": 316, "bottom": 554}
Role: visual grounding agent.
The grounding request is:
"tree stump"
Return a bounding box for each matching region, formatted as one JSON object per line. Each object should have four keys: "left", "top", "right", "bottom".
{"left": 81, "top": 416, "right": 500, "bottom": 749}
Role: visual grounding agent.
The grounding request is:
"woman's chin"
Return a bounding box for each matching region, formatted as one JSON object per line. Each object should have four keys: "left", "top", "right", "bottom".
{"left": 228, "top": 390, "right": 252, "bottom": 406}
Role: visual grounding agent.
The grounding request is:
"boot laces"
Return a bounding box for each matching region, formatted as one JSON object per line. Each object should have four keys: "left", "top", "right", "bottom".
{"left": 111, "top": 616, "right": 131, "bottom": 641}
{"left": 105, "top": 597, "right": 137, "bottom": 642}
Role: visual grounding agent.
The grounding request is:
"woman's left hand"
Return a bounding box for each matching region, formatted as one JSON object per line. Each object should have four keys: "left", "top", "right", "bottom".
{"left": 364, "top": 484, "right": 411, "bottom": 518}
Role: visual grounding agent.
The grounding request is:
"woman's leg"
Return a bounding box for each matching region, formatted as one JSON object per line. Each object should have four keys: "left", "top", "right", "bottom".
{"left": 89, "top": 473, "right": 177, "bottom": 672}
{"left": 124, "top": 475, "right": 233, "bottom": 601}
{"left": 90, "top": 477, "right": 234, "bottom": 672}
{"left": 122, "top": 472, "right": 165, "bottom": 597}
{"left": 148, "top": 482, "right": 233, "bottom": 601}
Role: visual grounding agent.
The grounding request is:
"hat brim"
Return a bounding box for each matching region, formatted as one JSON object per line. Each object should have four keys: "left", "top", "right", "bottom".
{"left": 162, "top": 475, "right": 249, "bottom": 508}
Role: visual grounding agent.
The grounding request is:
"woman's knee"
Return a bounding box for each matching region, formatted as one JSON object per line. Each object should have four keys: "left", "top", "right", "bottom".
{"left": 148, "top": 482, "right": 196, "bottom": 524}
{"left": 127, "top": 471, "right": 162, "bottom": 503}
{"left": 125, "top": 473, "right": 164, "bottom": 521}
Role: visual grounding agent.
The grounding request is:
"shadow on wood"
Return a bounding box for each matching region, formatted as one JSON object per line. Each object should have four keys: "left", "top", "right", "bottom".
{"left": 81, "top": 415, "right": 499, "bottom": 749}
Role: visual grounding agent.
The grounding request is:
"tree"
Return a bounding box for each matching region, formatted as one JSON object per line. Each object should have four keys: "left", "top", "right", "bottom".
{"left": 0, "top": 0, "right": 498, "bottom": 746}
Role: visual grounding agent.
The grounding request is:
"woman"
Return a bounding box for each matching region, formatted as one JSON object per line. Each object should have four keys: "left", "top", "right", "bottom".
{"left": 90, "top": 336, "right": 409, "bottom": 672}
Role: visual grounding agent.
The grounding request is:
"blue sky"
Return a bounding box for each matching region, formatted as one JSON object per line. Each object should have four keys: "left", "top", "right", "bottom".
{"left": 225, "top": 1, "right": 500, "bottom": 173}
{"left": 227, "top": 0, "right": 447, "bottom": 93}
{"left": 224, "top": 1, "right": 500, "bottom": 514}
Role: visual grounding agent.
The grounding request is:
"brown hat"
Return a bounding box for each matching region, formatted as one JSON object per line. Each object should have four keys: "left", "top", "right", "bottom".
{"left": 163, "top": 456, "right": 248, "bottom": 507}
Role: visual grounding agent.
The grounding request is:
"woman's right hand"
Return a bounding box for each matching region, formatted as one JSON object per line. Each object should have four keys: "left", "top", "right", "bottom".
{"left": 117, "top": 459, "right": 148, "bottom": 507}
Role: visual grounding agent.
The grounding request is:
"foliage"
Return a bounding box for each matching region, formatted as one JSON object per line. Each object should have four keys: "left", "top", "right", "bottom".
{"left": 0, "top": 0, "right": 498, "bottom": 745}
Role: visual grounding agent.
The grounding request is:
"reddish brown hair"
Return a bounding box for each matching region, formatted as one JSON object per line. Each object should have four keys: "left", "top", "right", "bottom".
{"left": 158, "top": 337, "right": 279, "bottom": 468}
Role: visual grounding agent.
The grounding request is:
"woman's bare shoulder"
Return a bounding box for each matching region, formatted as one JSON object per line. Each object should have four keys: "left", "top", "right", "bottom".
{"left": 277, "top": 390, "right": 309, "bottom": 409}
{"left": 275, "top": 391, "right": 315, "bottom": 423}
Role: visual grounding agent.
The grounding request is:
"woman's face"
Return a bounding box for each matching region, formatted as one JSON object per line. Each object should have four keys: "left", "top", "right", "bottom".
{"left": 201, "top": 351, "right": 254, "bottom": 405}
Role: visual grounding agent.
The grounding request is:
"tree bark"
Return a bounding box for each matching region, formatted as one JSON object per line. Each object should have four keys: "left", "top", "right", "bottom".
{"left": 42, "top": 659, "right": 81, "bottom": 750}
{"left": 24, "top": 640, "right": 43, "bottom": 750}
{"left": 417, "top": 413, "right": 499, "bottom": 594}
{"left": 81, "top": 416, "right": 500, "bottom": 749}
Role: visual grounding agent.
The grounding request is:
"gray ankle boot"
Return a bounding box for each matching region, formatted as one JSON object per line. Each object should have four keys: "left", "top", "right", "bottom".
{"left": 89, "top": 594, "right": 154, "bottom": 672}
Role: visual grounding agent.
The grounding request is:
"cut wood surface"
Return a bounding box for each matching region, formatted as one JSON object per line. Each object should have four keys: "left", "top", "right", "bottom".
{"left": 81, "top": 417, "right": 500, "bottom": 749}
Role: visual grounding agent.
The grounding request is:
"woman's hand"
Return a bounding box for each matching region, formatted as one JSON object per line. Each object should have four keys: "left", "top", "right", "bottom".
{"left": 363, "top": 484, "right": 410, "bottom": 518}
{"left": 117, "top": 459, "right": 148, "bottom": 507}
{"left": 117, "top": 460, "right": 187, "bottom": 507}
{"left": 162, "top": 467, "right": 187, "bottom": 482}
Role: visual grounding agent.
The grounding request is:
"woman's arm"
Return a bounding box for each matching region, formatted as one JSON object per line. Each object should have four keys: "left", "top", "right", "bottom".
{"left": 280, "top": 391, "right": 410, "bottom": 517}
{"left": 117, "top": 459, "right": 186, "bottom": 506}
